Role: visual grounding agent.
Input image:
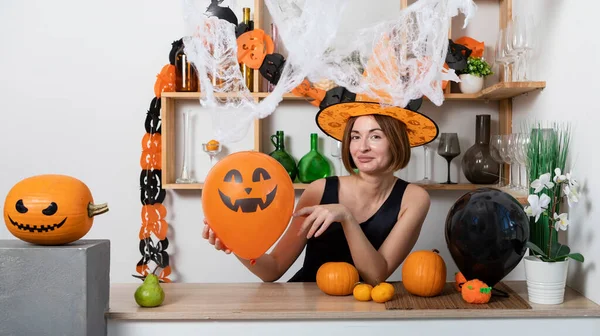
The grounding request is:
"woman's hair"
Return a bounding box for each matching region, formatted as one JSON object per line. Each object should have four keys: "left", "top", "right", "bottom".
{"left": 341, "top": 114, "right": 411, "bottom": 174}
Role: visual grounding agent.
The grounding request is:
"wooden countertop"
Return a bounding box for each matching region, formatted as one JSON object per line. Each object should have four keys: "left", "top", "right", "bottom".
{"left": 107, "top": 281, "right": 600, "bottom": 320}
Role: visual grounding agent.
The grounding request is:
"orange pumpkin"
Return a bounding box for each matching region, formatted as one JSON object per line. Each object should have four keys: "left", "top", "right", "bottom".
{"left": 316, "top": 262, "right": 359, "bottom": 296}
{"left": 461, "top": 279, "right": 492, "bottom": 304}
{"left": 202, "top": 152, "right": 295, "bottom": 261}
{"left": 401, "top": 249, "right": 447, "bottom": 297}
{"left": 454, "top": 271, "right": 467, "bottom": 292}
{"left": 3, "top": 174, "right": 109, "bottom": 245}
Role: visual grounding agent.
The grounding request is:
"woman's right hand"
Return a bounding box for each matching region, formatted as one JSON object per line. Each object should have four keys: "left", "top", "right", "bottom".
{"left": 202, "top": 219, "right": 232, "bottom": 254}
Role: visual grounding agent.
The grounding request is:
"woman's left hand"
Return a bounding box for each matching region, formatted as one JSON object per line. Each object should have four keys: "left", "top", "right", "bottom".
{"left": 293, "top": 204, "right": 353, "bottom": 239}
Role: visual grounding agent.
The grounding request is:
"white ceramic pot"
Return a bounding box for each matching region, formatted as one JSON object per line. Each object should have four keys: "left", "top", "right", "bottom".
{"left": 523, "top": 256, "right": 569, "bottom": 305}
{"left": 459, "top": 74, "right": 484, "bottom": 94}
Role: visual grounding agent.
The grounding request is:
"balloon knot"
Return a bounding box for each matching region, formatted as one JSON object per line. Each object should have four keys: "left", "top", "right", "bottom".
{"left": 250, "top": 259, "right": 256, "bottom": 266}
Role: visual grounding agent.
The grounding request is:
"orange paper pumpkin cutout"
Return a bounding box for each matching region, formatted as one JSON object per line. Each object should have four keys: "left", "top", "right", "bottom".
{"left": 291, "top": 79, "right": 327, "bottom": 107}
{"left": 154, "top": 64, "right": 176, "bottom": 98}
{"left": 237, "top": 29, "right": 275, "bottom": 69}
{"left": 202, "top": 151, "right": 295, "bottom": 261}
{"left": 455, "top": 36, "right": 484, "bottom": 58}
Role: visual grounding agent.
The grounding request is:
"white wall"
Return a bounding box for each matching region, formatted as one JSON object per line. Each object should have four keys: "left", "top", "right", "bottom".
{"left": 1, "top": 0, "right": 594, "bottom": 304}
{"left": 511, "top": 0, "right": 600, "bottom": 305}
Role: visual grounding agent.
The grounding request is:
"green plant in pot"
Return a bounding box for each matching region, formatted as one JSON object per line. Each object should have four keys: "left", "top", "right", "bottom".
{"left": 458, "top": 56, "right": 493, "bottom": 94}
{"left": 522, "top": 121, "right": 584, "bottom": 305}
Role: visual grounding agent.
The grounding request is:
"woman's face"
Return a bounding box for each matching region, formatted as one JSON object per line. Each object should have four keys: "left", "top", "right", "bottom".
{"left": 349, "top": 115, "right": 391, "bottom": 174}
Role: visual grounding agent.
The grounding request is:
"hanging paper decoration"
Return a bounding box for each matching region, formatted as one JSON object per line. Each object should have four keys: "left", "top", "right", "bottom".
{"left": 180, "top": 0, "right": 477, "bottom": 145}
{"left": 135, "top": 57, "right": 176, "bottom": 282}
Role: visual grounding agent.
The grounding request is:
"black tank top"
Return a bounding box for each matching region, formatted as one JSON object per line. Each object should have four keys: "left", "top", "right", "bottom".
{"left": 288, "top": 176, "right": 408, "bottom": 282}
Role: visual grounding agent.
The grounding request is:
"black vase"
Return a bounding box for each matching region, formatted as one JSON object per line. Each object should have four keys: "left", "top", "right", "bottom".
{"left": 461, "top": 115, "right": 499, "bottom": 184}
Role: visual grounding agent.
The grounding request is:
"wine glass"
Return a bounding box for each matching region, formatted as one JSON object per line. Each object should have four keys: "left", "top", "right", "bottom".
{"left": 499, "top": 134, "right": 516, "bottom": 189}
{"left": 494, "top": 27, "right": 515, "bottom": 82}
{"left": 489, "top": 135, "right": 505, "bottom": 188}
{"left": 202, "top": 140, "right": 222, "bottom": 166}
{"left": 437, "top": 133, "right": 461, "bottom": 184}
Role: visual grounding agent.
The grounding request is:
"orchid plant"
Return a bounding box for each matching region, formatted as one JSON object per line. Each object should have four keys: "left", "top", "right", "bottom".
{"left": 523, "top": 122, "right": 584, "bottom": 263}
{"left": 524, "top": 168, "right": 584, "bottom": 261}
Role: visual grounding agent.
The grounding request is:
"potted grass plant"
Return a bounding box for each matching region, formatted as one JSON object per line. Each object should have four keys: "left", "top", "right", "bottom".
{"left": 522, "top": 122, "right": 584, "bottom": 305}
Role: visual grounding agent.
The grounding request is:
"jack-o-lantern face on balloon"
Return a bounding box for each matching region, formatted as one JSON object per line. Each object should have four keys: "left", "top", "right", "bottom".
{"left": 203, "top": 152, "right": 295, "bottom": 261}
{"left": 3, "top": 174, "right": 109, "bottom": 245}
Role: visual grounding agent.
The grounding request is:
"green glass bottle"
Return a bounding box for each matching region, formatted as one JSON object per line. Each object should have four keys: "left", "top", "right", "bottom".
{"left": 298, "top": 133, "right": 331, "bottom": 183}
{"left": 268, "top": 130, "right": 298, "bottom": 182}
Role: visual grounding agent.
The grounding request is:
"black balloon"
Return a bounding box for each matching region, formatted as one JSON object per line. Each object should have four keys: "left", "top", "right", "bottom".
{"left": 445, "top": 188, "right": 529, "bottom": 287}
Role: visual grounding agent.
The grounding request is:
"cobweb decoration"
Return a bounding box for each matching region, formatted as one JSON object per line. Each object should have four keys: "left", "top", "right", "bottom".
{"left": 182, "top": 0, "right": 477, "bottom": 145}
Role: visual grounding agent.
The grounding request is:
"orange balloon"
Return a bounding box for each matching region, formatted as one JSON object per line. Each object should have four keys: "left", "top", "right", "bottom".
{"left": 202, "top": 151, "right": 295, "bottom": 261}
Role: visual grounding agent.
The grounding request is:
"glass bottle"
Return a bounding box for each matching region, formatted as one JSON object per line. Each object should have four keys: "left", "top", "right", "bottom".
{"left": 240, "top": 7, "right": 254, "bottom": 91}
{"left": 175, "top": 45, "right": 199, "bottom": 92}
{"left": 268, "top": 131, "right": 298, "bottom": 182}
{"left": 461, "top": 114, "right": 500, "bottom": 184}
{"left": 298, "top": 133, "right": 331, "bottom": 183}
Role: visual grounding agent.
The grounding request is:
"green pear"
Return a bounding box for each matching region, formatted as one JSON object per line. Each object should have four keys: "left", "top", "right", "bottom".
{"left": 134, "top": 274, "right": 165, "bottom": 308}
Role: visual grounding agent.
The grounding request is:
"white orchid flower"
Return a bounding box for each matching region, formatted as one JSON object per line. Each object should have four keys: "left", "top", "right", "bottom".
{"left": 553, "top": 212, "right": 570, "bottom": 231}
{"left": 531, "top": 173, "right": 555, "bottom": 193}
{"left": 524, "top": 194, "right": 551, "bottom": 222}
{"left": 566, "top": 172, "right": 579, "bottom": 187}
{"left": 564, "top": 184, "right": 580, "bottom": 207}
{"left": 553, "top": 168, "right": 567, "bottom": 184}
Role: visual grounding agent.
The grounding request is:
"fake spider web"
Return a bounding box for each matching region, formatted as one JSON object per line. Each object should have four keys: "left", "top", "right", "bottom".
{"left": 182, "top": 0, "right": 477, "bottom": 144}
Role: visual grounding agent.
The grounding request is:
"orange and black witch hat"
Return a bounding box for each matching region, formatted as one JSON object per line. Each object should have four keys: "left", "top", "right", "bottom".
{"left": 308, "top": 38, "right": 439, "bottom": 147}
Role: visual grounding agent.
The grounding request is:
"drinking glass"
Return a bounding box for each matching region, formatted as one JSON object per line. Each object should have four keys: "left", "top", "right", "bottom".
{"left": 437, "top": 133, "right": 461, "bottom": 184}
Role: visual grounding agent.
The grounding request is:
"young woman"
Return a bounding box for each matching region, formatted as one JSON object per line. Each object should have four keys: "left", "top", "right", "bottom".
{"left": 202, "top": 103, "right": 438, "bottom": 285}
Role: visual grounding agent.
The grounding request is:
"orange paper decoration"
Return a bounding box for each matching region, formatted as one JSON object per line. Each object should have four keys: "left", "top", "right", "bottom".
{"left": 237, "top": 29, "right": 275, "bottom": 69}
{"left": 202, "top": 151, "right": 295, "bottom": 261}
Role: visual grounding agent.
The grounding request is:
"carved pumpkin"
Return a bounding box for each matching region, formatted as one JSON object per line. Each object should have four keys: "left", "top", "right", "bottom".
{"left": 3, "top": 174, "right": 109, "bottom": 245}
{"left": 316, "top": 262, "right": 359, "bottom": 296}
{"left": 401, "top": 249, "right": 447, "bottom": 297}
{"left": 202, "top": 151, "right": 294, "bottom": 261}
{"left": 454, "top": 271, "right": 467, "bottom": 292}
{"left": 461, "top": 279, "right": 492, "bottom": 304}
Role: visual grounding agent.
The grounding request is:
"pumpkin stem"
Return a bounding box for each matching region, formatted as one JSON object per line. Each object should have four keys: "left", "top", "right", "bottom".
{"left": 432, "top": 249, "right": 440, "bottom": 254}
{"left": 88, "top": 202, "right": 109, "bottom": 217}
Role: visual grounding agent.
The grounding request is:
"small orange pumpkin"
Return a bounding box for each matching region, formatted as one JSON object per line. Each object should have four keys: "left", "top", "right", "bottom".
{"left": 401, "top": 249, "right": 447, "bottom": 297}
{"left": 316, "top": 262, "right": 359, "bottom": 296}
{"left": 461, "top": 279, "right": 492, "bottom": 304}
{"left": 3, "top": 174, "right": 109, "bottom": 245}
{"left": 454, "top": 271, "right": 467, "bottom": 292}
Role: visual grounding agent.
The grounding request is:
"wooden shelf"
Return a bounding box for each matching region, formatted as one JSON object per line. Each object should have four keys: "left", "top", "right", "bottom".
{"left": 163, "top": 181, "right": 527, "bottom": 204}
{"left": 161, "top": 91, "right": 310, "bottom": 101}
{"left": 161, "top": 81, "right": 546, "bottom": 103}
{"left": 438, "top": 81, "right": 546, "bottom": 101}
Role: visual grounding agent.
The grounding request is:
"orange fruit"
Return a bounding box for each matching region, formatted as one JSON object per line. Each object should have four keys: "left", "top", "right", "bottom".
{"left": 353, "top": 283, "right": 373, "bottom": 302}
{"left": 371, "top": 282, "right": 395, "bottom": 303}
{"left": 206, "top": 140, "right": 220, "bottom": 152}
